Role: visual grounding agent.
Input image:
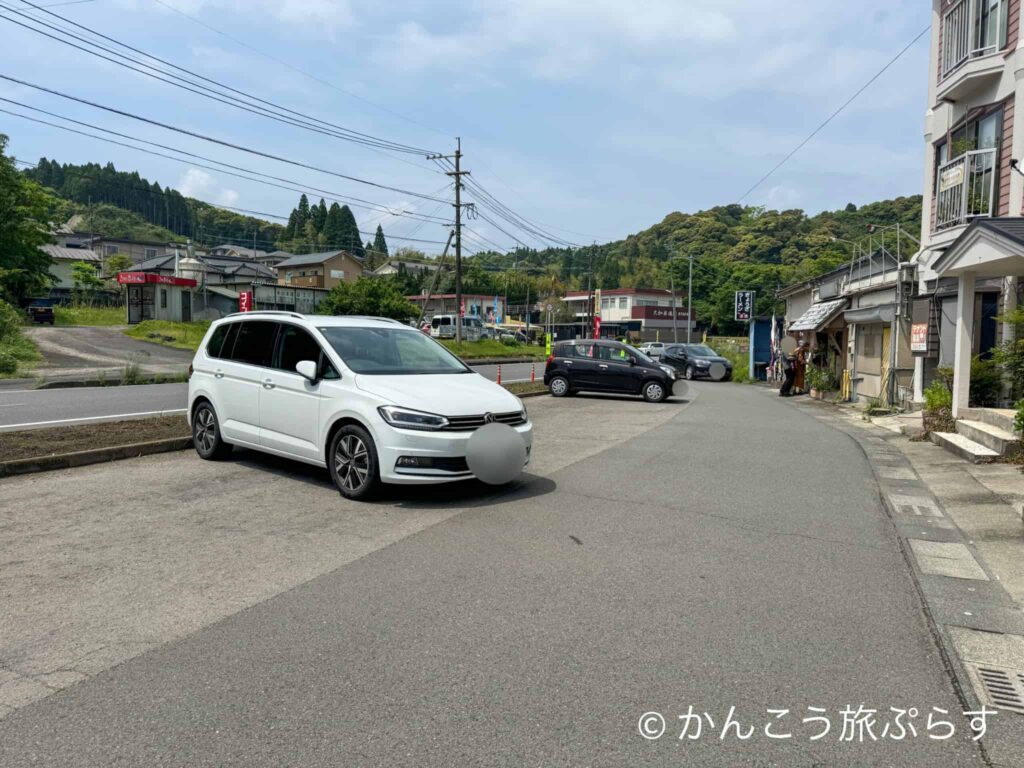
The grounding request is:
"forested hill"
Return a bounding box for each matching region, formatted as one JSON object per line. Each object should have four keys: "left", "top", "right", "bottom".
{"left": 23, "top": 158, "right": 284, "bottom": 246}
{"left": 464, "top": 195, "right": 923, "bottom": 332}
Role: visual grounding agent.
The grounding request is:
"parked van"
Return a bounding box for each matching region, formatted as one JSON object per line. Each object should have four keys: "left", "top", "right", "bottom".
{"left": 430, "top": 315, "right": 482, "bottom": 341}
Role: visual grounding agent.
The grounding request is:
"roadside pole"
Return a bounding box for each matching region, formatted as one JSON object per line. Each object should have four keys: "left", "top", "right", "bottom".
{"left": 670, "top": 271, "right": 678, "bottom": 343}
{"left": 686, "top": 252, "right": 694, "bottom": 343}
{"left": 433, "top": 140, "right": 470, "bottom": 344}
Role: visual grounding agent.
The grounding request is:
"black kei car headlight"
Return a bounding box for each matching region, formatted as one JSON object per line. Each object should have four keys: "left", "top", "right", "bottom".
{"left": 378, "top": 406, "right": 449, "bottom": 431}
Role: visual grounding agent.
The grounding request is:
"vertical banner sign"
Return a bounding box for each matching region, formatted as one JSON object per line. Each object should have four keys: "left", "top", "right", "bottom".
{"left": 593, "top": 288, "right": 601, "bottom": 338}
{"left": 460, "top": 300, "right": 466, "bottom": 318}
{"left": 545, "top": 333, "right": 552, "bottom": 356}
{"left": 734, "top": 290, "right": 754, "bottom": 322}
{"left": 594, "top": 315, "right": 601, "bottom": 338}
{"left": 239, "top": 291, "right": 253, "bottom": 312}
{"left": 911, "top": 322, "right": 928, "bottom": 352}
{"left": 493, "top": 295, "right": 500, "bottom": 324}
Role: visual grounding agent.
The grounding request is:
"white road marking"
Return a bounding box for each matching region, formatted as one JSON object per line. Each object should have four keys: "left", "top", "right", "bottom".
{"left": 1, "top": 409, "right": 187, "bottom": 431}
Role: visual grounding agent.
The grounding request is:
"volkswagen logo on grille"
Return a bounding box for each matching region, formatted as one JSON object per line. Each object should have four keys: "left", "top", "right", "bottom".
{"left": 483, "top": 412, "right": 495, "bottom": 424}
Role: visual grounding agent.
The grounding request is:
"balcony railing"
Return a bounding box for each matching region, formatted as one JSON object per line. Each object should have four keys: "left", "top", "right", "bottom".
{"left": 935, "top": 147, "right": 997, "bottom": 230}
{"left": 941, "top": 0, "right": 1007, "bottom": 79}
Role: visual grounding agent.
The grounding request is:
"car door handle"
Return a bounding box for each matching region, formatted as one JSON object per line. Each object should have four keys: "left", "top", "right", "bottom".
{"left": 598, "top": 364, "right": 609, "bottom": 369}
{"left": 214, "top": 370, "right": 224, "bottom": 379}
{"left": 262, "top": 378, "right": 275, "bottom": 389}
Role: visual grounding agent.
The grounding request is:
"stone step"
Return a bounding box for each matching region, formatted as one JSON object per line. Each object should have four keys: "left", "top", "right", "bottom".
{"left": 930, "top": 431, "right": 1000, "bottom": 464}
{"left": 956, "top": 419, "right": 1021, "bottom": 456}
{"left": 964, "top": 407, "right": 1018, "bottom": 435}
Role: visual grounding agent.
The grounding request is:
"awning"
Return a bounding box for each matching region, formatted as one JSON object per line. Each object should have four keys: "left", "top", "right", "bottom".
{"left": 788, "top": 298, "right": 847, "bottom": 332}
{"left": 844, "top": 304, "right": 896, "bottom": 324}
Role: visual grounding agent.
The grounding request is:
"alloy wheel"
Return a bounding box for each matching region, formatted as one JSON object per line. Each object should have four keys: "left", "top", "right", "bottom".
{"left": 195, "top": 407, "right": 216, "bottom": 453}
{"left": 335, "top": 434, "right": 370, "bottom": 492}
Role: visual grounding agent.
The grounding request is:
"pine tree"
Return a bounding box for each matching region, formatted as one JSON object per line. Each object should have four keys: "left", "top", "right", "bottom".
{"left": 323, "top": 202, "right": 345, "bottom": 246}
{"left": 338, "top": 205, "right": 364, "bottom": 258}
{"left": 296, "top": 194, "right": 311, "bottom": 232}
{"left": 312, "top": 198, "right": 327, "bottom": 233}
{"left": 285, "top": 210, "right": 299, "bottom": 240}
{"left": 373, "top": 224, "right": 389, "bottom": 257}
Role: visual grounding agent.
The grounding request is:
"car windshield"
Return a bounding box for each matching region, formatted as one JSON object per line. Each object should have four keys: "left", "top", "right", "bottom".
{"left": 685, "top": 345, "right": 717, "bottom": 357}
{"left": 319, "top": 326, "right": 471, "bottom": 375}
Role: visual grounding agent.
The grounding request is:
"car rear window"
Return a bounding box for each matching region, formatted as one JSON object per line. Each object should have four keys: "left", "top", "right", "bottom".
{"left": 228, "top": 321, "right": 278, "bottom": 367}
{"left": 206, "top": 324, "right": 230, "bottom": 358}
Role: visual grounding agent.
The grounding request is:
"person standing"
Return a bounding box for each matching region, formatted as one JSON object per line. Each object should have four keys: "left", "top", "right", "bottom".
{"left": 793, "top": 340, "right": 808, "bottom": 394}
{"left": 779, "top": 348, "right": 796, "bottom": 397}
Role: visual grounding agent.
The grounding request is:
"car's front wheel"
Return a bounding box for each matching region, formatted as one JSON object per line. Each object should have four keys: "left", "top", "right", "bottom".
{"left": 684, "top": 365, "right": 695, "bottom": 380}
{"left": 548, "top": 375, "right": 570, "bottom": 397}
{"left": 643, "top": 380, "right": 668, "bottom": 403}
{"left": 192, "top": 401, "right": 233, "bottom": 460}
{"left": 329, "top": 424, "right": 380, "bottom": 500}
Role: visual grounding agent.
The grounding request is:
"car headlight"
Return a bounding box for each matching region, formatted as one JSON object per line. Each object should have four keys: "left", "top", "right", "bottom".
{"left": 377, "top": 406, "right": 449, "bottom": 431}
{"left": 695, "top": 359, "right": 710, "bottom": 368}
{"left": 659, "top": 365, "right": 676, "bottom": 379}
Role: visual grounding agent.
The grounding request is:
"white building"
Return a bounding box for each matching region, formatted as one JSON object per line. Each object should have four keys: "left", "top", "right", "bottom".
{"left": 562, "top": 288, "right": 694, "bottom": 341}
{"left": 912, "top": 0, "right": 1024, "bottom": 415}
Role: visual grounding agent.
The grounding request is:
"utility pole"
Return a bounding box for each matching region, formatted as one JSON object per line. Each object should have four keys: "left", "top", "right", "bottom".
{"left": 670, "top": 271, "right": 678, "bottom": 343}
{"left": 686, "top": 252, "right": 694, "bottom": 343}
{"left": 585, "top": 246, "right": 595, "bottom": 339}
{"left": 428, "top": 140, "right": 471, "bottom": 342}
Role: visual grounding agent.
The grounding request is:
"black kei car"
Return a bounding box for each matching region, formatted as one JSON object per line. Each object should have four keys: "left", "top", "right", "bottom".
{"left": 544, "top": 339, "right": 677, "bottom": 402}
{"left": 662, "top": 344, "right": 733, "bottom": 381}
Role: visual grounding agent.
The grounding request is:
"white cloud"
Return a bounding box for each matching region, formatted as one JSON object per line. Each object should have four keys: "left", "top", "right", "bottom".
{"left": 177, "top": 168, "right": 239, "bottom": 208}
{"left": 150, "top": 0, "right": 353, "bottom": 37}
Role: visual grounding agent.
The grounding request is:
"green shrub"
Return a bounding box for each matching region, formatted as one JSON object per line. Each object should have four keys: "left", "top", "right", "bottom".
{"left": 970, "top": 356, "right": 1002, "bottom": 407}
{"left": 806, "top": 364, "right": 838, "bottom": 392}
{"left": 923, "top": 380, "right": 953, "bottom": 412}
{"left": 0, "top": 350, "right": 16, "bottom": 374}
{"left": 1015, "top": 399, "right": 1024, "bottom": 436}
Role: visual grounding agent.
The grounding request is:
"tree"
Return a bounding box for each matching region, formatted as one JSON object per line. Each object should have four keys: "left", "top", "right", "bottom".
{"left": 323, "top": 202, "right": 345, "bottom": 245}
{"left": 295, "top": 194, "right": 311, "bottom": 233}
{"left": 71, "top": 260, "right": 103, "bottom": 305}
{"left": 320, "top": 277, "right": 417, "bottom": 320}
{"left": 373, "top": 224, "right": 389, "bottom": 257}
{"left": 312, "top": 198, "right": 327, "bottom": 233}
{"left": 338, "top": 205, "right": 364, "bottom": 259}
{"left": 0, "top": 135, "right": 55, "bottom": 302}
{"left": 104, "top": 253, "right": 133, "bottom": 279}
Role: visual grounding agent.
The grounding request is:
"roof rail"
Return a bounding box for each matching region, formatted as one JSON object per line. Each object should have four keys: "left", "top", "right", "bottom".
{"left": 224, "top": 310, "right": 304, "bottom": 320}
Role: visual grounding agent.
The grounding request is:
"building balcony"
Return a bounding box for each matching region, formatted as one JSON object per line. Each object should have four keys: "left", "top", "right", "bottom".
{"left": 934, "top": 147, "right": 997, "bottom": 231}
{"left": 937, "top": 0, "right": 1008, "bottom": 102}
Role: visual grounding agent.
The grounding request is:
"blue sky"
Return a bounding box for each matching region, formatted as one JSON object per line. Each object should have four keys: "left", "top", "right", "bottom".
{"left": 0, "top": 0, "right": 930, "bottom": 253}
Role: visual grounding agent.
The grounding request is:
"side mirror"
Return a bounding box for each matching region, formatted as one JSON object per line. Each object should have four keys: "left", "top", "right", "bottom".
{"left": 295, "top": 360, "right": 319, "bottom": 382}
{"left": 628, "top": 356, "right": 637, "bottom": 366}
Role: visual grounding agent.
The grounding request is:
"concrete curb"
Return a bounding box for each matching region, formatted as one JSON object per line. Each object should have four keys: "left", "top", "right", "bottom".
{"left": 0, "top": 436, "right": 192, "bottom": 477}
{"left": 458, "top": 356, "right": 546, "bottom": 365}
{"left": 516, "top": 391, "right": 549, "bottom": 399}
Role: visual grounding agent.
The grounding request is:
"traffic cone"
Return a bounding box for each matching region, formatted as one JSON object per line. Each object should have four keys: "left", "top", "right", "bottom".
{"left": 497, "top": 364, "right": 502, "bottom": 385}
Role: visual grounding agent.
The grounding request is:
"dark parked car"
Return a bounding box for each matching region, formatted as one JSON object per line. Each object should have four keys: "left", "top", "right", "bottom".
{"left": 662, "top": 344, "right": 733, "bottom": 381}
{"left": 26, "top": 299, "right": 55, "bottom": 325}
{"left": 544, "top": 339, "right": 677, "bottom": 402}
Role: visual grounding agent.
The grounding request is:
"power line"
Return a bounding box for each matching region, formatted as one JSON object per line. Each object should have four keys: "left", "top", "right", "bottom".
{"left": 1, "top": 0, "right": 440, "bottom": 158}
{"left": 0, "top": 74, "right": 451, "bottom": 204}
{"left": 0, "top": 101, "right": 451, "bottom": 226}
{"left": 150, "top": 0, "right": 453, "bottom": 140}
{"left": 736, "top": 25, "right": 930, "bottom": 203}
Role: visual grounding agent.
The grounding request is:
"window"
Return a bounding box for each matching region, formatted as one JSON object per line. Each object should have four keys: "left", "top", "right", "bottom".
{"left": 276, "top": 324, "right": 323, "bottom": 374}
{"left": 569, "top": 343, "right": 594, "bottom": 358}
{"left": 618, "top": 297, "right": 628, "bottom": 309}
{"left": 318, "top": 327, "right": 469, "bottom": 375}
{"left": 228, "top": 321, "right": 278, "bottom": 367}
{"left": 103, "top": 245, "right": 119, "bottom": 257}
{"left": 219, "top": 323, "right": 240, "bottom": 358}
{"left": 861, "top": 330, "right": 877, "bottom": 357}
{"left": 144, "top": 248, "right": 158, "bottom": 258}
{"left": 160, "top": 288, "right": 167, "bottom": 309}
{"left": 597, "top": 345, "right": 628, "bottom": 361}
{"left": 206, "top": 323, "right": 230, "bottom": 358}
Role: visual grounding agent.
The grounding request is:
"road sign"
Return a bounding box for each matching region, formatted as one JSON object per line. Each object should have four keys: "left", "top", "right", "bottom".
{"left": 239, "top": 291, "right": 253, "bottom": 312}
{"left": 911, "top": 322, "right": 928, "bottom": 352}
{"left": 545, "top": 333, "right": 552, "bottom": 356}
{"left": 735, "top": 291, "right": 755, "bottom": 322}
{"left": 546, "top": 303, "right": 553, "bottom": 313}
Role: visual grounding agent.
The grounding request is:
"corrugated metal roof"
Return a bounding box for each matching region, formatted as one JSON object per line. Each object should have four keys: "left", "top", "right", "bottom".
{"left": 788, "top": 298, "right": 847, "bottom": 332}
{"left": 39, "top": 244, "right": 100, "bottom": 262}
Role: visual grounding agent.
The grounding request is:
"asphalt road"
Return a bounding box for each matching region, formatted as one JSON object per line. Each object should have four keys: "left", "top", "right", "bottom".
{"left": 0, "top": 362, "right": 540, "bottom": 430}
{"left": 0, "top": 385, "right": 984, "bottom": 766}
{"left": 24, "top": 325, "right": 194, "bottom": 378}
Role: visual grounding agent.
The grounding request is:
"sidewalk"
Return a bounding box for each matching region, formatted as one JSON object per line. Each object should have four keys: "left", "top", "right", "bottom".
{"left": 777, "top": 392, "right": 1024, "bottom": 765}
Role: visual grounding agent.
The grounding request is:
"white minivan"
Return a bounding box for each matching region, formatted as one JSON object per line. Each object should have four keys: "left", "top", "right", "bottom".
{"left": 187, "top": 312, "right": 533, "bottom": 500}
{"left": 430, "top": 314, "right": 482, "bottom": 341}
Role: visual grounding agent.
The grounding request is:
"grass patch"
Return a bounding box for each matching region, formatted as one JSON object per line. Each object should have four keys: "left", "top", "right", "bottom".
{"left": 0, "top": 301, "right": 41, "bottom": 378}
{"left": 124, "top": 320, "right": 210, "bottom": 351}
{"left": 441, "top": 339, "right": 547, "bottom": 360}
{"left": 502, "top": 381, "right": 548, "bottom": 395}
{"left": 54, "top": 305, "right": 125, "bottom": 326}
{"left": 0, "top": 415, "right": 189, "bottom": 463}
{"left": 704, "top": 338, "right": 749, "bottom": 381}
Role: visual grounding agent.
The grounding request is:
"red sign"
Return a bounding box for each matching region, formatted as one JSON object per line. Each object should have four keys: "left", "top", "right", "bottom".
{"left": 117, "top": 272, "right": 197, "bottom": 287}
{"left": 460, "top": 300, "right": 466, "bottom": 318}
{"left": 239, "top": 291, "right": 254, "bottom": 312}
{"left": 593, "top": 315, "right": 601, "bottom": 338}
{"left": 911, "top": 322, "right": 928, "bottom": 352}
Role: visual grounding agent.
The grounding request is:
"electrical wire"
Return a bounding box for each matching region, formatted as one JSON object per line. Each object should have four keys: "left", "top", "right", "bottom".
{"left": 1, "top": 102, "right": 451, "bottom": 225}
{"left": 2, "top": 0, "right": 440, "bottom": 158}
{"left": 0, "top": 75, "right": 450, "bottom": 204}
{"left": 736, "top": 24, "right": 930, "bottom": 203}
